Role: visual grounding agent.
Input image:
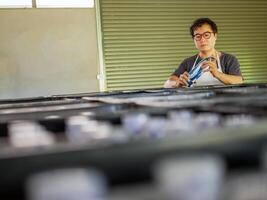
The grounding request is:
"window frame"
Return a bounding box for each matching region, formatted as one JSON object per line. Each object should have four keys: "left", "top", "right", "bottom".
{"left": 35, "top": 0, "right": 94, "bottom": 8}
{"left": 0, "top": 0, "right": 32, "bottom": 8}
{"left": 0, "top": 0, "right": 94, "bottom": 8}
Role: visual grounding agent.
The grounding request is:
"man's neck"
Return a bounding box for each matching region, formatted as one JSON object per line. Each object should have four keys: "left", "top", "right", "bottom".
{"left": 199, "top": 49, "right": 217, "bottom": 58}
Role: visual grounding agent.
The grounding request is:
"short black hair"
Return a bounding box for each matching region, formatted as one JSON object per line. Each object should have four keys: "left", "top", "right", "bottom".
{"left": 190, "top": 18, "right": 218, "bottom": 37}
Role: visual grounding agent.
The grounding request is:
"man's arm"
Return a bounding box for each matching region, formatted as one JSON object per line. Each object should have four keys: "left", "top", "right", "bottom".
{"left": 163, "top": 75, "right": 179, "bottom": 88}
{"left": 164, "top": 56, "right": 193, "bottom": 88}
{"left": 202, "top": 59, "right": 243, "bottom": 85}
{"left": 215, "top": 72, "right": 243, "bottom": 85}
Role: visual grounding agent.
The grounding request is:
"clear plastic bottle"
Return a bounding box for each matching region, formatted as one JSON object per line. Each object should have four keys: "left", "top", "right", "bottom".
{"left": 122, "top": 113, "right": 149, "bottom": 135}
{"left": 154, "top": 155, "right": 225, "bottom": 200}
{"left": 26, "top": 168, "right": 108, "bottom": 200}
{"left": 9, "top": 120, "right": 55, "bottom": 148}
{"left": 66, "top": 116, "right": 112, "bottom": 143}
{"left": 188, "top": 57, "right": 213, "bottom": 87}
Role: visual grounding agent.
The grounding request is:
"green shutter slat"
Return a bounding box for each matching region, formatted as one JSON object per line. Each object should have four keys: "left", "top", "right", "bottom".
{"left": 105, "top": 62, "right": 177, "bottom": 68}
{"left": 98, "top": 0, "right": 267, "bottom": 91}
{"left": 108, "top": 76, "right": 168, "bottom": 81}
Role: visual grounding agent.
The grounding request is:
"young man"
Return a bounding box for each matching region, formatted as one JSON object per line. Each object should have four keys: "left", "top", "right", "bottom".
{"left": 164, "top": 18, "right": 243, "bottom": 88}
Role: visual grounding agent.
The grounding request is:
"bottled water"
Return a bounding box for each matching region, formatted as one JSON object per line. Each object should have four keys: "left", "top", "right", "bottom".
{"left": 188, "top": 57, "right": 214, "bottom": 87}
{"left": 26, "top": 168, "right": 108, "bottom": 200}
{"left": 154, "top": 155, "right": 225, "bottom": 200}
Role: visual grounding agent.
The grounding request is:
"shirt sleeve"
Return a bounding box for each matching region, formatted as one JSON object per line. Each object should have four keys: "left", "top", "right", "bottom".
{"left": 225, "top": 55, "right": 242, "bottom": 76}
{"left": 172, "top": 59, "right": 189, "bottom": 77}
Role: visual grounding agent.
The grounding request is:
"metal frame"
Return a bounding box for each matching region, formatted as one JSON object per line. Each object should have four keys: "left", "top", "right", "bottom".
{"left": 95, "top": 0, "right": 106, "bottom": 91}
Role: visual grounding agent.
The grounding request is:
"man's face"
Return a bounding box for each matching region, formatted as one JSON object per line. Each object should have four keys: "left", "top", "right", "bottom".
{"left": 193, "top": 23, "right": 217, "bottom": 52}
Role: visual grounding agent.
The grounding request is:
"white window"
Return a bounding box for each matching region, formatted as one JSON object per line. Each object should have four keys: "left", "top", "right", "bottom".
{"left": 36, "top": 0, "right": 94, "bottom": 8}
{"left": 0, "top": 0, "right": 32, "bottom": 8}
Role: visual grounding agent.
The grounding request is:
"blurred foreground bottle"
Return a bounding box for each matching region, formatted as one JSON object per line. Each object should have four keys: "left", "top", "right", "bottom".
{"left": 154, "top": 154, "right": 225, "bottom": 200}
{"left": 26, "top": 168, "right": 108, "bottom": 200}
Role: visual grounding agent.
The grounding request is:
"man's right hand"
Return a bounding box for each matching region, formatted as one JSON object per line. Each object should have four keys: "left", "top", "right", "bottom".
{"left": 178, "top": 72, "right": 190, "bottom": 87}
{"left": 163, "top": 72, "right": 190, "bottom": 88}
{"left": 164, "top": 79, "right": 179, "bottom": 88}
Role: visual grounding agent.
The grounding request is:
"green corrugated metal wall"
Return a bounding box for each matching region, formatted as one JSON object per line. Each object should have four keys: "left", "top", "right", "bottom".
{"left": 98, "top": 0, "right": 267, "bottom": 91}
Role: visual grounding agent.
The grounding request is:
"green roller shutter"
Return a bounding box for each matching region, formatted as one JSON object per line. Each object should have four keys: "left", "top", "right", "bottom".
{"left": 97, "top": 0, "right": 267, "bottom": 91}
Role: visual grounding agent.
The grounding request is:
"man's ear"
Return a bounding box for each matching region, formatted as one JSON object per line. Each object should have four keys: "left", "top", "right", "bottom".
{"left": 214, "top": 33, "right": 218, "bottom": 40}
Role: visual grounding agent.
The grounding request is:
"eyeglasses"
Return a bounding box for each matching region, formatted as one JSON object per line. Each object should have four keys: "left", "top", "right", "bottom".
{"left": 193, "top": 31, "right": 214, "bottom": 41}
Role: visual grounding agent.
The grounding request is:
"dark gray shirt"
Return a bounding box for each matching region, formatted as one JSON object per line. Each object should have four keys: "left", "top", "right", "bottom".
{"left": 172, "top": 52, "right": 242, "bottom": 77}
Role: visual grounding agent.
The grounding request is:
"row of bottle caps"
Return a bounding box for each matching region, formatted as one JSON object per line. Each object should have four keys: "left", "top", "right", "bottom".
{"left": 25, "top": 152, "right": 267, "bottom": 200}
{"left": 6, "top": 110, "right": 258, "bottom": 148}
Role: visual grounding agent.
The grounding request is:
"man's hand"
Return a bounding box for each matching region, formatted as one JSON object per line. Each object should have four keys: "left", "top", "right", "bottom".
{"left": 164, "top": 79, "right": 179, "bottom": 88}
{"left": 178, "top": 72, "right": 190, "bottom": 87}
{"left": 200, "top": 59, "right": 243, "bottom": 85}
{"left": 164, "top": 72, "right": 190, "bottom": 88}
{"left": 201, "top": 59, "right": 220, "bottom": 78}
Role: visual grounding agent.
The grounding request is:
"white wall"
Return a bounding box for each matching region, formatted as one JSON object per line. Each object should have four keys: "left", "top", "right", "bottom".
{"left": 0, "top": 8, "right": 100, "bottom": 99}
